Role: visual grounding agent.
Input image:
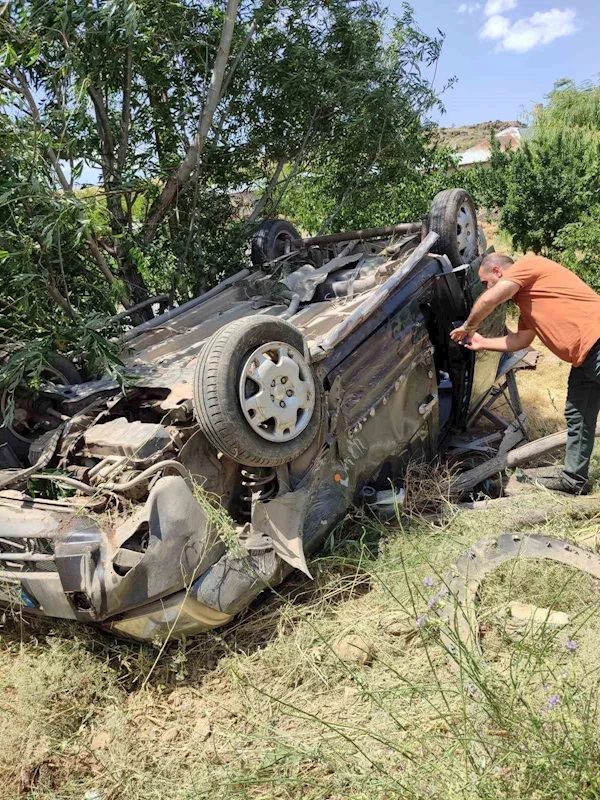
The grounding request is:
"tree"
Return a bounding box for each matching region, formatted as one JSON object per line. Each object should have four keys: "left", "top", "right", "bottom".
{"left": 492, "top": 80, "right": 600, "bottom": 256}
{"left": 0, "top": 0, "right": 446, "bottom": 360}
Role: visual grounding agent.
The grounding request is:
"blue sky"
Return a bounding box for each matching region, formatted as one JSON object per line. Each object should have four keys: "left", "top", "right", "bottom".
{"left": 392, "top": 0, "right": 600, "bottom": 126}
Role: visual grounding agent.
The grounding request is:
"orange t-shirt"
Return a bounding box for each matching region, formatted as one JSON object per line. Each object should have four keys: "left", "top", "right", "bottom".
{"left": 505, "top": 255, "right": 600, "bottom": 366}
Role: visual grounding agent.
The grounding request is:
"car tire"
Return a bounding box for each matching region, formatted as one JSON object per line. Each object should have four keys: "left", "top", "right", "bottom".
{"left": 476, "top": 225, "right": 488, "bottom": 256}
{"left": 193, "top": 316, "right": 323, "bottom": 467}
{"left": 429, "top": 189, "right": 478, "bottom": 267}
{"left": 251, "top": 220, "right": 300, "bottom": 268}
{"left": 44, "top": 353, "right": 82, "bottom": 385}
{"left": 0, "top": 353, "right": 82, "bottom": 460}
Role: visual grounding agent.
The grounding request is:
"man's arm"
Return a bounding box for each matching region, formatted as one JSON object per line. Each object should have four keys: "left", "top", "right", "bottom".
{"left": 450, "top": 279, "right": 520, "bottom": 341}
{"left": 463, "top": 329, "right": 535, "bottom": 352}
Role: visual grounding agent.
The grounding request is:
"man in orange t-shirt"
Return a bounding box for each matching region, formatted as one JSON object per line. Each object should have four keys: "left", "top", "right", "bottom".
{"left": 451, "top": 253, "right": 600, "bottom": 495}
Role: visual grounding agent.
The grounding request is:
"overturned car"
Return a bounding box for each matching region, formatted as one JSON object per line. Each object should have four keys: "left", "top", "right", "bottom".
{"left": 0, "top": 189, "right": 520, "bottom": 640}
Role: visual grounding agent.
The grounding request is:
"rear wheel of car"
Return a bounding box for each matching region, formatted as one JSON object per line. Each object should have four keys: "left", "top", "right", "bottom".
{"left": 0, "top": 353, "right": 82, "bottom": 460}
{"left": 193, "top": 316, "right": 323, "bottom": 467}
{"left": 429, "top": 189, "right": 478, "bottom": 267}
{"left": 251, "top": 220, "right": 300, "bottom": 268}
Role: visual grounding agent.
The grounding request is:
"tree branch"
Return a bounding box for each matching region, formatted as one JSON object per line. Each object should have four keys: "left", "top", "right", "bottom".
{"left": 14, "top": 69, "right": 71, "bottom": 192}
{"left": 268, "top": 113, "right": 317, "bottom": 215}
{"left": 142, "top": 0, "right": 239, "bottom": 243}
{"left": 88, "top": 84, "right": 115, "bottom": 156}
{"left": 247, "top": 156, "right": 287, "bottom": 224}
{"left": 117, "top": 46, "right": 132, "bottom": 174}
{"left": 10, "top": 68, "right": 128, "bottom": 300}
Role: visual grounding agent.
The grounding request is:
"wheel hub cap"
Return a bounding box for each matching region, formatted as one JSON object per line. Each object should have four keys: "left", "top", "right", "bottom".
{"left": 456, "top": 204, "right": 475, "bottom": 258}
{"left": 239, "top": 341, "right": 315, "bottom": 442}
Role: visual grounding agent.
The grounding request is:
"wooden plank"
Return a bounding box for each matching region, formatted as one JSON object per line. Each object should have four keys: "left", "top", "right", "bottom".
{"left": 447, "top": 431, "right": 503, "bottom": 455}
{"left": 480, "top": 407, "right": 510, "bottom": 431}
{"left": 498, "top": 413, "right": 527, "bottom": 456}
{"left": 506, "top": 369, "right": 523, "bottom": 418}
{"left": 449, "top": 422, "right": 600, "bottom": 497}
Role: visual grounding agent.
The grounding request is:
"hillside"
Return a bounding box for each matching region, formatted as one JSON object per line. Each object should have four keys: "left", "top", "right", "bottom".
{"left": 435, "top": 119, "right": 522, "bottom": 151}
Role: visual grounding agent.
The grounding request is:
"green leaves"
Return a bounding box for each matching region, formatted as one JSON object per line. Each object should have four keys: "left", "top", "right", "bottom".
{"left": 0, "top": 0, "right": 448, "bottom": 360}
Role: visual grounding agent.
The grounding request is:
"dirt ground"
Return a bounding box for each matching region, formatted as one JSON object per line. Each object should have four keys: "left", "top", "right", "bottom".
{"left": 3, "top": 337, "right": 600, "bottom": 800}
{"left": 2, "top": 225, "right": 599, "bottom": 799}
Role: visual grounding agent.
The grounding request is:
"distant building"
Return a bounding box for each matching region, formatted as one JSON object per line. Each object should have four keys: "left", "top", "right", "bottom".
{"left": 456, "top": 126, "right": 533, "bottom": 170}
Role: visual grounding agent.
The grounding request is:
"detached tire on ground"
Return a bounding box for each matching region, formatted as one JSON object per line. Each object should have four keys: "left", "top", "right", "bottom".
{"left": 251, "top": 220, "right": 300, "bottom": 268}
{"left": 429, "top": 188, "right": 478, "bottom": 267}
{"left": 193, "top": 316, "right": 323, "bottom": 467}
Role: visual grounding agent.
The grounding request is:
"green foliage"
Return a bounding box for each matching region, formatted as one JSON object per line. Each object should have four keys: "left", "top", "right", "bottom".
{"left": 475, "top": 80, "right": 600, "bottom": 278}
{"left": 554, "top": 206, "right": 600, "bottom": 292}
{"left": 471, "top": 131, "right": 511, "bottom": 209}
{"left": 501, "top": 132, "right": 595, "bottom": 255}
{"left": 0, "top": 0, "right": 450, "bottom": 412}
{"left": 0, "top": 0, "right": 447, "bottom": 353}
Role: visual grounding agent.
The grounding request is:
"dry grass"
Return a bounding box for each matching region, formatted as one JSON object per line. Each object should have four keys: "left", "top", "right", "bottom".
{"left": 3, "top": 483, "right": 600, "bottom": 798}
{"left": 3, "top": 236, "right": 600, "bottom": 797}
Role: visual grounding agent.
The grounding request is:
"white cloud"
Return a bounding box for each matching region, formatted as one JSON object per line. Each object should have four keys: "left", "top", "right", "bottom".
{"left": 458, "top": 2, "right": 481, "bottom": 13}
{"left": 481, "top": 14, "right": 511, "bottom": 39}
{"left": 480, "top": 7, "right": 578, "bottom": 52}
{"left": 484, "top": 0, "right": 517, "bottom": 16}
{"left": 503, "top": 8, "right": 577, "bottom": 51}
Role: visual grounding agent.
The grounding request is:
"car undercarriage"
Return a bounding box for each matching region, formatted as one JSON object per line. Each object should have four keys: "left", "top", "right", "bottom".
{"left": 0, "top": 189, "right": 527, "bottom": 641}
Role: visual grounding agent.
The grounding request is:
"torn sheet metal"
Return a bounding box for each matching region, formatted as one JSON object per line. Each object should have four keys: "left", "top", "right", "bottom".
{"left": 0, "top": 425, "right": 63, "bottom": 489}
{"left": 284, "top": 254, "right": 363, "bottom": 302}
{"left": 252, "top": 487, "right": 313, "bottom": 578}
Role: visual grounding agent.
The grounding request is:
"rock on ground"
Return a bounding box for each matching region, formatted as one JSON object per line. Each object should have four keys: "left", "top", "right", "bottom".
{"left": 334, "top": 635, "right": 373, "bottom": 665}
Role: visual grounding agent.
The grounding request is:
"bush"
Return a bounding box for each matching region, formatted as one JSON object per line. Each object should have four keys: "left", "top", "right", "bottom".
{"left": 553, "top": 207, "right": 600, "bottom": 292}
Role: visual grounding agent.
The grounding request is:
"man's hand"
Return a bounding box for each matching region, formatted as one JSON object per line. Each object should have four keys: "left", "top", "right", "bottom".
{"left": 462, "top": 332, "right": 486, "bottom": 351}
{"left": 451, "top": 328, "right": 535, "bottom": 353}
{"left": 450, "top": 280, "right": 520, "bottom": 343}
{"left": 450, "top": 325, "right": 474, "bottom": 343}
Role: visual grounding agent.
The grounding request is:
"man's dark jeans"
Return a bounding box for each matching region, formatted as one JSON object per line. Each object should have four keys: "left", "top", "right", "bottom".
{"left": 563, "top": 339, "right": 600, "bottom": 492}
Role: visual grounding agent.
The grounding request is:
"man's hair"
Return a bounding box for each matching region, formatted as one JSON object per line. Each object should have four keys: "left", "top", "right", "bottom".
{"left": 480, "top": 253, "right": 514, "bottom": 273}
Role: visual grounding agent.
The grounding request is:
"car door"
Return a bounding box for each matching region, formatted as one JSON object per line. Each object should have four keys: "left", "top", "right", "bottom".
{"left": 323, "top": 258, "right": 442, "bottom": 486}
{"left": 463, "top": 254, "right": 506, "bottom": 418}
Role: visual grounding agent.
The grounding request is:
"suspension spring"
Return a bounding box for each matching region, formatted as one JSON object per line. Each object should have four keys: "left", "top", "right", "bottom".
{"left": 239, "top": 466, "right": 277, "bottom": 517}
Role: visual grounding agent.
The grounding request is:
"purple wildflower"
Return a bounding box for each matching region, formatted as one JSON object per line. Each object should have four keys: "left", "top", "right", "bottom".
{"left": 427, "top": 595, "right": 438, "bottom": 609}
{"left": 423, "top": 576, "right": 434, "bottom": 588}
{"left": 566, "top": 639, "right": 578, "bottom": 652}
{"left": 547, "top": 694, "right": 560, "bottom": 710}
{"left": 416, "top": 616, "right": 427, "bottom": 628}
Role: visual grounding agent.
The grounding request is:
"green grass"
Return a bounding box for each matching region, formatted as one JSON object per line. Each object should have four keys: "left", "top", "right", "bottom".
{"left": 3, "top": 491, "right": 600, "bottom": 799}
{"left": 3, "top": 353, "right": 600, "bottom": 799}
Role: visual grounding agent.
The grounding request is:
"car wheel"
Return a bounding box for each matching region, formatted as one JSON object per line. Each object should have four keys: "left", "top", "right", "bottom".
{"left": 193, "top": 316, "right": 323, "bottom": 467}
{"left": 251, "top": 220, "right": 300, "bottom": 268}
{"left": 429, "top": 189, "right": 478, "bottom": 267}
{"left": 477, "top": 225, "right": 488, "bottom": 255}
{"left": 0, "top": 353, "right": 82, "bottom": 460}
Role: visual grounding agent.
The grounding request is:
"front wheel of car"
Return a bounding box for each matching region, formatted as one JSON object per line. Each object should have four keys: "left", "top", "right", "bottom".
{"left": 429, "top": 188, "right": 478, "bottom": 267}
{"left": 193, "top": 316, "right": 323, "bottom": 467}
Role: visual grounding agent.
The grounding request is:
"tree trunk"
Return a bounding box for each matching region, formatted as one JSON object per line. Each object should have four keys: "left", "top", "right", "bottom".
{"left": 143, "top": 0, "right": 239, "bottom": 244}
{"left": 90, "top": 81, "right": 151, "bottom": 320}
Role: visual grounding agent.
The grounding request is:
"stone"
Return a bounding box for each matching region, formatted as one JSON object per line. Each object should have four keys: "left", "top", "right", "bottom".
{"left": 507, "top": 601, "right": 569, "bottom": 627}
{"left": 160, "top": 726, "right": 181, "bottom": 743}
{"left": 194, "top": 717, "right": 212, "bottom": 742}
{"left": 90, "top": 730, "right": 112, "bottom": 752}
{"left": 334, "top": 635, "right": 373, "bottom": 665}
